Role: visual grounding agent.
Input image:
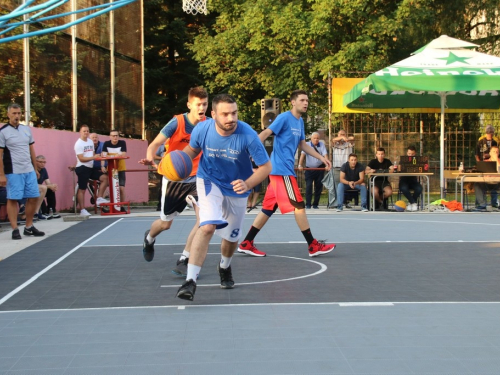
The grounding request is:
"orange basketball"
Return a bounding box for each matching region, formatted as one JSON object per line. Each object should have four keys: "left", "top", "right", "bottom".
{"left": 160, "top": 150, "right": 193, "bottom": 181}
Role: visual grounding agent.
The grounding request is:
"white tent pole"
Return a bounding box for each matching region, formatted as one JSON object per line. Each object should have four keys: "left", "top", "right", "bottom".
{"left": 440, "top": 93, "right": 446, "bottom": 199}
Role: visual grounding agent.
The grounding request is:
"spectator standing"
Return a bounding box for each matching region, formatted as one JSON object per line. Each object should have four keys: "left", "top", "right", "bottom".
{"left": 298, "top": 132, "right": 328, "bottom": 209}
{"left": 103, "top": 130, "right": 127, "bottom": 209}
{"left": 0, "top": 103, "right": 45, "bottom": 239}
{"left": 399, "top": 146, "right": 423, "bottom": 212}
{"left": 331, "top": 129, "right": 355, "bottom": 186}
{"left": 336, "top": 153, "right": 368, "bottom": 212}
{"left": 74, "top": 125, "right": 107, "bottom": 216}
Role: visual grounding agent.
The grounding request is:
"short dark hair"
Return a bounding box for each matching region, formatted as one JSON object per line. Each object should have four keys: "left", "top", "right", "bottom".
{"left": 408, "top": 145, "right": 416, "bottom": 152}
{"left": 110, "top": 129, "right": 119, "bottom": 135}
{"left": 290, "top": 90, "right": 308, "bottom": 101}
{"left": 188, "top": 86, "right": 208, "bottom": 100}
{"left": 348, "top": 153, "right": 357, "bottom": 159}
{"left": 212, "top": 94, "right": 237, "bottom": 110}
{"left": 79, "top": 124, "right": 89, "bottom": 131}
{"left": 7, "top": 103, "right": 21, "bottom": 111}
{"left": 376, "top": 147, "right": 385, "bottom": 153}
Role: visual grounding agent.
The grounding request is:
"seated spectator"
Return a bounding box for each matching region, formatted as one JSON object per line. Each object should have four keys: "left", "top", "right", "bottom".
{"left": 365, "top": 147, "right": 395, "bottom": 210}
{"left": 399, "top": 146, "right": 423, "bottom": 212}
{"left": 475, "top": 125, "right": 499, "bottom": 162}
{"left": 90, "top": 132, "right": 109, "bottom": 203}
{"left": 35, "top": 155, "right": 61, "bottom": 219}
{"left": 336, "top": 153, "right": 367, "bottom": 212}
{"left": 474, "top": 145, "right": 499, "bottom": 210}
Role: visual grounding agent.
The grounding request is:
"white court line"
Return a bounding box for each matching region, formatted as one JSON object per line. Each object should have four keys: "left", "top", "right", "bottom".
{"left": 0, "top": 218, "right": 124, "bottom": 306}
{"left": 2, "top": 301, "right": 500, "bottom": 314}
{"left": 161, "top": 255, "right": 327, "bottom": 288}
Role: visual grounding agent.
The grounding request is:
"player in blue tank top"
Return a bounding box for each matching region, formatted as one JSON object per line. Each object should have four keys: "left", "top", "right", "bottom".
{"left": 239, "top": 90, "right": 337, "bottom": 258}
{"left": 176, "top": 94, "right": 272, "bottom": 301}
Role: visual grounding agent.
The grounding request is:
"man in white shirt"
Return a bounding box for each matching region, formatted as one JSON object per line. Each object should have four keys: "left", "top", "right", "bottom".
{"left": 331, "top": 129, "right": 354, "bottom": 189}
{"left": 73, "top": 125, "right": 108, "bottom": 216}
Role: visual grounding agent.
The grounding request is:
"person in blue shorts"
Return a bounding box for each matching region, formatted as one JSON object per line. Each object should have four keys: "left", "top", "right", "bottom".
{"left": 0, "top": 103, "right": 45, "bottom": 240}
{"left": 176, "top": 94, "right": 272, "bottom": 301}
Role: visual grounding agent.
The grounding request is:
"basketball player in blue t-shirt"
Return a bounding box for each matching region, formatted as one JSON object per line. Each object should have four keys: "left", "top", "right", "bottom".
{"left": 176, "top": 94, "right": 272, "bottom": 301}
{"left": 239, "top": 90, "right": 336, "bottom": 257}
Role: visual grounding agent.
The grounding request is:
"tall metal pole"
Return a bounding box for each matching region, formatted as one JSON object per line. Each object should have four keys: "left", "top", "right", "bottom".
{"left": 110, "top": 1, "right": 115, "bottom": 131}
{"left": 328, "top": 72, "right": 332, "bottom": 159}
{"left": 71, "top": 0, "right": 78, "bottom": 132}
{"left": 23, "top": 0, "right": 30, "bottom": 125}
{"left": 140, "top": 0, "right": 145, "bottom": 140}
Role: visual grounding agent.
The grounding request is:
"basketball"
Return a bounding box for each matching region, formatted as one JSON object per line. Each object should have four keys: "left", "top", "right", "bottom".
{"left": 394, "top": 200, "right": 407, "bottom": 212}
{"left": 161, "top": 150, "right": 192, "bottom": 181}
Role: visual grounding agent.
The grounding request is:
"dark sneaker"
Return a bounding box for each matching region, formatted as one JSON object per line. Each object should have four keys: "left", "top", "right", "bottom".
{"left": 238, "top": 240, "right": 266, "bottom": 257}
{"left": 172, "top": 257, "right": 188, "bottom": 277}
{"left": 313, "top": 206, "right": 319, "bottom": 209}
{"left": 142, "top": 230, "right": 155, "bottom": 262}
{"left": 12, "top": 228, "right": 21, "bottom": 240}
{"left": 176, "top": 279, "right": 196, "bottom": 300}
{"left": 51, "top": 212, "right": 61, "bottom": 219}
{"left": 24, "top": 226, "right": 45, "bottom": 237}
{"left": 308, "top": 239, "right": 335, "bottom": 257}
{"left": 37, "top": 213, "right": 52, "bottom": 220}
{"left": 217, "top": 263, "right": 235, "bottom": 289}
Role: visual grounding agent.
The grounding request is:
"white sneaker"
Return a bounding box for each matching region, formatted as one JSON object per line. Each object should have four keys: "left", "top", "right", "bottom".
{"left": 410, "top": 203, "right": 418, "bottom": 212}
{"left": 80, "top": 209, "right": 91, "bottom": 217}
{"left": 96, "top": 197, "right": 109, "bottom": 207}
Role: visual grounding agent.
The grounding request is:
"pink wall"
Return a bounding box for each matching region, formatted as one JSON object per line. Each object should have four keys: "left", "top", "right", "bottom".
{"left": 31, "top": 128, "right": 149, "bottom": 211}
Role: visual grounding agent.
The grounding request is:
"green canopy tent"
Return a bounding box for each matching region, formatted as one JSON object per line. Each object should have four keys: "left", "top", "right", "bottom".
{"left": 343, "top": 35, "right": 500, "bottom": 197}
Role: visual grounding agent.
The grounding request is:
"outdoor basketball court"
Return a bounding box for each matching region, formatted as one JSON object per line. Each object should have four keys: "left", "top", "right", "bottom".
{"left": 1, "top": 211, "right": 500, "bottom": 374}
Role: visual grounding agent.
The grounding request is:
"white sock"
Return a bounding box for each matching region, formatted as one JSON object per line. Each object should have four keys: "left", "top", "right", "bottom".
{"left": 146, "top": 234, "right": 155, "bottom": 244}
{"left": 180, "top": 250, "right": 190, "bottom": 261}
{"left": 186, "top": 264, "right": 201, "bottom": 282}
{"left": 220, "top": 256, "right": 232, "bottom": 269}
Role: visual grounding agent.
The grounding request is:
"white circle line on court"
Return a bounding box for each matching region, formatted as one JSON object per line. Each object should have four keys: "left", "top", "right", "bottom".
{"left": 2, "top": 301, "right": 500, "bottom": 314}
{"left": 160, "top": 254, "right": 327, "bottom": 288}
{"left": 0, "top": 219, "right": 124, "bottom": 306}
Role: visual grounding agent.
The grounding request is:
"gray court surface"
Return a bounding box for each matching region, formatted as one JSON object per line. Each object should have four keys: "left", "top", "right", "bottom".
{"left": 1, "top": 212, "right": 500, "bottom": 374}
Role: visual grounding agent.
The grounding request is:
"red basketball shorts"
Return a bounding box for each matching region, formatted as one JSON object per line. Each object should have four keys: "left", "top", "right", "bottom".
{"left": 262, "top": 175, "right": 305, "bottom": 214}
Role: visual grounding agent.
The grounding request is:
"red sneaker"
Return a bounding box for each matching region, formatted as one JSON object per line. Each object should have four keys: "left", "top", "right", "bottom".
{"left": 238, "top": 240, "right": 267, "bottom": 257}
{"left": 308, "top": 239, "right": 335, "bottom": 257}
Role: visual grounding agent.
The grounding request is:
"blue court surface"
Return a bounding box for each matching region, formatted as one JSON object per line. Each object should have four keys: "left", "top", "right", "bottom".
{"left": 1, "top": 211, "right": 500, "bottom": 374}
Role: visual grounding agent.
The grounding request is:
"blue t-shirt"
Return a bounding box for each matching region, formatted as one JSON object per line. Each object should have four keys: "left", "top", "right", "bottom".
{"left": 93, "top": 141, "right": 107, "bottom": 169}
{"left": 190, "top": 119, "right": 269, "bottom": 197}
{"left": 268, "top": 111, "right": 305, "bottom": 176}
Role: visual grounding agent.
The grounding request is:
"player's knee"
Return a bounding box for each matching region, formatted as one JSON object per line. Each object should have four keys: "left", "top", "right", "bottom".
{"left": 199, "top": 224, "right": 216, "bottom": 235}
{"left": 261, "top": 208, "right": 274, "bottom": 217}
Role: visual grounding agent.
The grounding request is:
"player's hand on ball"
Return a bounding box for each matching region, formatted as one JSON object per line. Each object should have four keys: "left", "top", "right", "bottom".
{"left": 138, "top": 158, "right": 157, "bottom": 168}
{"left": 231, "top": 179, "right": 248, "bottom": 194}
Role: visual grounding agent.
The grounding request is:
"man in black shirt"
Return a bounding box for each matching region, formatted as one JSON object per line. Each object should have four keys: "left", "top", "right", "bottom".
{"left": 336, "top": 153, "right": 367, "bottom": 212}
{"left": 366, "top": 147, "right": 394, "bottom": 209}
{"left": 399, "top": 146, "right": 423, "bottom": 212}
{"left": 475, "top": 125, "right": 498, "bottom": 162}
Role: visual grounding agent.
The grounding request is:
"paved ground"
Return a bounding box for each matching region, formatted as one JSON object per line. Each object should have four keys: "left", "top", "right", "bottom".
{"left": 1, "top": 209, "right": 500, "bottom": 374}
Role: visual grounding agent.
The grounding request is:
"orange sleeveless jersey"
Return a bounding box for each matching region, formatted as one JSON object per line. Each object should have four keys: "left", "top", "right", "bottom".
{"left": 163, "top": 114, "right": 203, "bottom": 177}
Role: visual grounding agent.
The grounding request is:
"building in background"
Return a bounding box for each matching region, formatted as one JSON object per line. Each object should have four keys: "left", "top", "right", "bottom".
{"left": 0, "top": 0, "right": 144, "bottom": 139}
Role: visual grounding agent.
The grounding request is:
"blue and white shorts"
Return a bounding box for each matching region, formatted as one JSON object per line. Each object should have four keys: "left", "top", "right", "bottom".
{"left": 196, "top": 177, "right": 247, "bottom": 242}
{"left": 6, "top": 171, "right": 40, "bottom": 200}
